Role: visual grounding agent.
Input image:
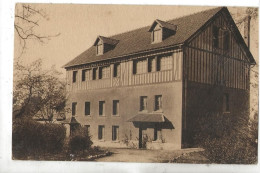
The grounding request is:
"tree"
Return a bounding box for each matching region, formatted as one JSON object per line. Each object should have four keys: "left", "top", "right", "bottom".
{"left": 14, "top": 3, "right": 60, "bottom": 57}
{"left": 14, "top": 4, "right": 64, "bottom": 122}
{"left": 231, "top": 7, "right": 259, "bottom": 119}
{"left": 13, "top": 59, "right": 68, "bottom": 122}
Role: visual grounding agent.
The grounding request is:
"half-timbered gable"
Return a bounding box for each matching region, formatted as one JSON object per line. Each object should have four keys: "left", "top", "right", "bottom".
{"left": 184, "top": 8, "right": 254, "bottom": 90}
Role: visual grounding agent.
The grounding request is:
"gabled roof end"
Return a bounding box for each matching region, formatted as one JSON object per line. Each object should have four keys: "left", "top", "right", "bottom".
{"left": 148, "top": 19, "right": 177, "bottom": 32}
{"left": 93, "top": 35, "right": 119, "bottom": 46}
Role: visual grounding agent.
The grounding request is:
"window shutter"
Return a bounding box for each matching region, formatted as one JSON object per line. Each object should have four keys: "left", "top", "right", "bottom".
{"left": 156, "top": 57, "right": 161, "bottom": 71}
{"left": 85, "top": 102, "right": 90, "bottom": 115}
{"left": 82, "top": 70, "right": 86, "bottom": 81}
{"left": 133, "top": 60, "right": 137, "bottom": 74}
{"left": 98, "top": 67, "right": 102, "bottom": 79}
{"left": 72, "top": 71, "right": 77, "bottom": 83}
{"left": 223, "top": 30, "right": 230, "bottom": 50}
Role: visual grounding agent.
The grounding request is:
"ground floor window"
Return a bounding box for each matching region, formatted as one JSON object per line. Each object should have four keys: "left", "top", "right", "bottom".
{"left": 98, "top": 125, "right": 105, "bottom": 140}
{"left": 85, "top": 102, "right": 90, "bottom": 116}
{"left": 112, "top": 100, "right": 119, "bottom": 116}
{"left": 112, "top": 126, "right": 119, "bottom": 141}
{"left": 72, "top": 102, "right": 77, "bottom": 116}
{"left": 85, "top": 125, "right": 90, "bottom": 134}
{"left": 154, "top": 95, "right": 162, "bottom": 111}
{"left": 99, "top": 101, "right": 105, "bottom": 116}
{"left": 140, "top": 96, "right": 148, "bottom": 111}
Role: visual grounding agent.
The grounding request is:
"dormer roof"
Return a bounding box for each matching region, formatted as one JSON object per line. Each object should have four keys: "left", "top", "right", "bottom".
{"left": 148, "top": 19, "right": 177, "bottom": 32}
{"left": 93, "top": 36, "right": 119, "bottom": 46}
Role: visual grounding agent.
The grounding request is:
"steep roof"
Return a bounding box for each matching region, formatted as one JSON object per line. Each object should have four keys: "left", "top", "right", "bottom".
{"left": 64, "top": 7, "right": 254, "bottom": 68}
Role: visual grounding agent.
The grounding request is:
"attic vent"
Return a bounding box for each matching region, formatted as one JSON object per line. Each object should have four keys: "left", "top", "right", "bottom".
{"left": 148, "top": 19, "right": 177, "bottom": 43}
{"left": 93, "top": 36, "right": 119, "bottom": 55}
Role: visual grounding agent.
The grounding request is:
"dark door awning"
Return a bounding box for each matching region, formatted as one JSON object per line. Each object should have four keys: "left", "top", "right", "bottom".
{"left": 127, "top": 113, "right": 165, "bottom": 123}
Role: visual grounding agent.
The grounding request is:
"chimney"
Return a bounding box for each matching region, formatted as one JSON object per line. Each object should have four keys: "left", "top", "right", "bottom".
{"left": 243, "top": 15, "right": 251, "bottom": 49}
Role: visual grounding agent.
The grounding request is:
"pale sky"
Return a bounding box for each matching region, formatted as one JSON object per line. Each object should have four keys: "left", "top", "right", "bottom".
{"left": 14, "top": 4, "right": 258, "bottom": 78}
{"left": 13, "top": 5, "right": 216, "bottom": 75}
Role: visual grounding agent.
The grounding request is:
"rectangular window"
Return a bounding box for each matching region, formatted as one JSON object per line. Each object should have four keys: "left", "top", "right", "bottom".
{"left": 72, "top": 71, "right": 77, "bottom": 83}
{"left": 133, "top": 59, "right": 147, "bottom": 74}
{"left": 82, "top": 69, "right": 86, "bottom": 81}
{"left": 85, "top": 102, "right": 90, "bottom": 116}
{"left": 112, "top": 126, "right": 119, "bottom": 141}
{"left": 102, "top": 66, "right": 110, "bottom": 79}
{"left": 133, "top": 60, "right": 137, "bottom": 74}
{"left": 99, "top": 101, "right": 105, "bottom": 116}
{"left": 223, "top": 93, "right": 230, "bottom": 112}
{"left": 112, "top": 100, "right": 119, "bottom": 116}
{"left": 213, "top": 25, "right": 220, "bottom": 48}
{"left": 140, "top": 96, "right": 148, "bottom": 111}
{"left": 98, "top": 66, "right": 110, "bottom": 79}
{"left": 155, "top": 95, "right": 162, "bottom": 111}
{"left": 156, "top": 57, "right": 161, "bottom": 71}
{"left": 85, "top": 125, "right": 90, "bottom": 134}
{"left": 97, "top": 44, "right": 103, "bottom": 55}
{"left": 223, "top": 30, "right": 230, "bottom": 50}
{"left": 153, "top": 29, "right": 162, "bottom": 42}
{"left": 72, "top": 102, "right": 77, "bottom": 116}
{"left": 98, "top": 125, "right": 104, "bottom": 140}
{"left": 148, "top": 57, "right": 156, "bottom": 72}
{"left": 85, "top": 69, "right": 91, "bottom": 81}
{"left": 158, "top": 55, "right": 172, "bottom": 71}
{"left": 93, "top": 68, "right": 97, "bottom": 80}
{"left": 82, "top": 69, "right": 91, "bottom": 81}
{"left": 113, "top": 63, "right": 120, "bottom": 77}
{"left": 98, "top": 67, "right": 102, "bottom": 79}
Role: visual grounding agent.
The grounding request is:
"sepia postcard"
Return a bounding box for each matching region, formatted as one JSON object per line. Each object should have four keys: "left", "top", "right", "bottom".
{"left": 1, "top": 1, "right": 259, "bottom": 172}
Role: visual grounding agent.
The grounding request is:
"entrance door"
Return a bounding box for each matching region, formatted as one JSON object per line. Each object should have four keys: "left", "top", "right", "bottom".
{"left": 139, "top": 127, "right": 143, "bottom": 148}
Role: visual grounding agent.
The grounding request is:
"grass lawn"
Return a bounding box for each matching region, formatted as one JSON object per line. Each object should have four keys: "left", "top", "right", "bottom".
{"left": 169, "top": 151, "right": 210, "bottom": 164}
{"left": 13, "top": 146, "right": 112, "bottom": 161}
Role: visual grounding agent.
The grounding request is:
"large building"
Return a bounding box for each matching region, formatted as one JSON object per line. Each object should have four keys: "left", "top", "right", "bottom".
{"left": 63, "top": 7, "right": 255, "bottom": 150}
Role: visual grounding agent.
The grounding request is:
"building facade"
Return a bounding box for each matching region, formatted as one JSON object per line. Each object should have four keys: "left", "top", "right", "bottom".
{"left": 63, "top": 7, "right": 255, "bottom": 150}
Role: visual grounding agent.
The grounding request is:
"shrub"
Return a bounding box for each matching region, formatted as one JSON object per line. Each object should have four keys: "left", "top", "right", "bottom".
{"left": 12, "top": 117, "right": 66, "bottom": 159}
{"left": 69, "top": 126, "right": 93, "bottom": 154}
{"left": 194, "top": 112, "right": 258, "bottom": 164}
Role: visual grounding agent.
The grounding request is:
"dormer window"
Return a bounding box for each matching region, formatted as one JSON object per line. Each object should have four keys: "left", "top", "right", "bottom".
{"left": 94, "top": 36, "right": 119, "bottom": 56}
{"left": 213, "top": 25, "right": 230, "bottom": 50}
{"left": 152, "top": 28, "right": 162, "bottom": 43}
{"left": 148, "top": 19, "right": 177, "bottom": 43}
{"left": 97, "top": 43, "right": 103, "bottom": 55}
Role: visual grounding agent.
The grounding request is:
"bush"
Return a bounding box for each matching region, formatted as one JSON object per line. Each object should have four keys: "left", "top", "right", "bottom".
{"left": 12, "top": 117, "right": 66, "bottom": 159}
{"left": 194, "top": 112, "right": 258, "bottom": 164}
{"left": 69, "top": 126, "right": 93, "bottom": 154}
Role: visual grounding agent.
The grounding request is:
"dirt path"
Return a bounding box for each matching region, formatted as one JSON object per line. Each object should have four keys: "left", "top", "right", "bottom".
{"left": 95, "top": 148, "right": 203, "bottom": 163}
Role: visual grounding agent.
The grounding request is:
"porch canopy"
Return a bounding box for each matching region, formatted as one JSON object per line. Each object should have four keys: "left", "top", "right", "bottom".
{"left": 127, "top": 113, "right": 165, "bottom": 123}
